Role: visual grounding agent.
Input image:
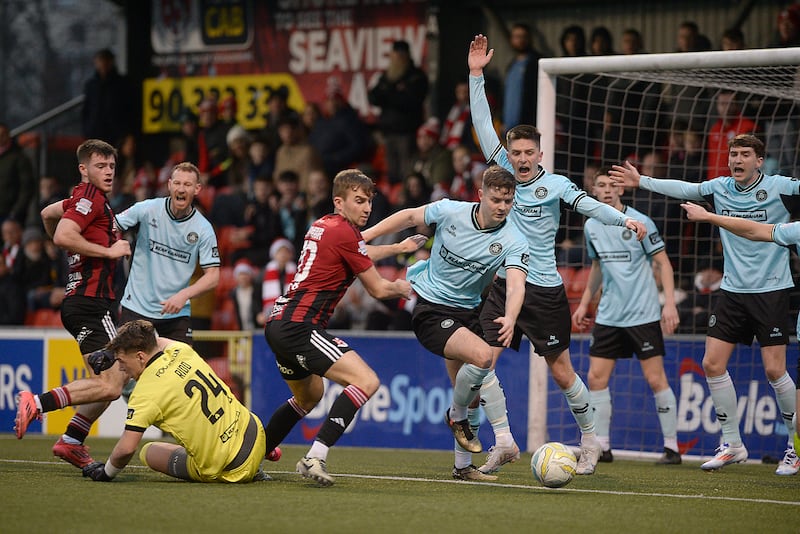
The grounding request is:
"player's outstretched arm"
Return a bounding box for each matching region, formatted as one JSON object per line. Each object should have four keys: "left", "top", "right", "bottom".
{"left": 361, "top": 206, "right": 427, "bottom": 243}
{"left": 609, "top": 161, "right": 642, "bottom": 189}
{"left": 82, "top": 430, "right": 143, "bottom": 482}
{"left": 681, "top": 201, "right": 775, "bottom": 242}
{"left": 366, "top": 234, "right": 428, "bottom": 262}
{"left": 468, "top": 34, "right": 494, "bottom": 76}
{"left": 357, "top": 266, "right": 413, "bottom": 301}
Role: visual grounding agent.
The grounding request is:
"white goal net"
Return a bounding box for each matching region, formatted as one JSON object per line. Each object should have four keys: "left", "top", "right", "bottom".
{"left": 527, "top": 48, "right": 800, "bottom": 460}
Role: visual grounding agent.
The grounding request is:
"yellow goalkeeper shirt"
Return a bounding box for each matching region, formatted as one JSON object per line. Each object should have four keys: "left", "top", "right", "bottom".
{"left": 125, "top": 341, "right": 252, "bottom": 477}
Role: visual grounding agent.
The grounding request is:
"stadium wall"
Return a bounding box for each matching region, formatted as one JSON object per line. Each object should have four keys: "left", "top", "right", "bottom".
{"left": 1, "top": 329, "right": 793, "bottom": 460}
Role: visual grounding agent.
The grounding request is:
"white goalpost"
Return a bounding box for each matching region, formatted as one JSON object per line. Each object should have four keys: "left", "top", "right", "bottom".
{"left": 528, "top": 48, "right": 800, "bottom": 459}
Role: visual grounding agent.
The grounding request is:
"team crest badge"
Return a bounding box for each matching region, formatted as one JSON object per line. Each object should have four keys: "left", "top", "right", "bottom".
{"left": 535, "top": 187, "right": 548, "bottom": 199}
{"left": 441, "top": 319, "right": 454, "bottom": 329}
{"left": 489, "top": 242, "right": 503, "bottom": 255}
{"left": 755, "top": 189, "right": 767, "bottom": 201}
{"left": 187, "top": 232, "right": 199, "bottom": 244}
{"left": 622, "top": 229, "right": 633, "bottom": 240}
{"left": 708, "top": 314, "right": 717, "bottom": 327}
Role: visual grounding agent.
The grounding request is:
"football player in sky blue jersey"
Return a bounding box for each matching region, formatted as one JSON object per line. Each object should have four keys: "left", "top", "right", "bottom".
{"left": 362, "top": 165, "right": 529, "bottom": 481}
{"left": 572, "top": 169, "right": 681, "bottom": 465}
{"left": 612, "top": 134, "right": 798, "bottom": 474}
{"left": 681, "top": 200, "right": 800, "bottom": 476}
{"left": 115, "top": 162, "right": 220, "bottom": 344}
{"left": 468, "top": 34, "right": 647, "bottom": 475}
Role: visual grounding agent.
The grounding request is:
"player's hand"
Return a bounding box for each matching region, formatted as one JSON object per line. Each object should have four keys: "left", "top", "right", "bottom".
{"left": 680, "top": 201, "right": 710, "bottom": 222}
{"left": 399, "top": 234, "right": 428, "bottom": 253}
{"left": 571, "top": 304, "right": 591, "bottom": 331}
{"left": 160, "top": 293, "right": 188, "bottom": 315}
{"left": 468, "top": 34, "right": 494, "bottom": 74}
{"left": 661, "top": 303, "right": 680, "bottom": 335}
{"left": 82, "top": 462, "right": 112, "bottom": 481}
{"left": 107, "top": 239, "right": 132, "bottom": 259}
{"left": 625, "top": 219, "right": 647, "bottom": 241}
{"left": 87, "top": 348, "right": 116, "bottom": 375}
{"left": 609, "top": 161, "right": 641, "bottom": 188}
{"left": 395, "top": 279, "right": 413, "bottom": 299}
{"left": 494, "top": 316, "right": 515, "bottom": 347}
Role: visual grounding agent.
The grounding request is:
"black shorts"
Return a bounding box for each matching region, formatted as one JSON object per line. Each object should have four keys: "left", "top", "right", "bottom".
{"left": 480, "top": 278, "right": 571, "bottom": 357}
{"left": 707, "top": 289, "right": 789, "bottom": 346}
{"left": 589, "top": 321, "right": 665, "bottom": 360}
{"left": 411, "top": 297, "right": 482, "bottom": 357}
{"left": 120, "top": 307, "right": 192, "bottom": 345}
{"left": 60, "top": 296, "right": 118, "bottom": 354}
{"left": 264, "top": 320, "right": 353, "bottom": 380}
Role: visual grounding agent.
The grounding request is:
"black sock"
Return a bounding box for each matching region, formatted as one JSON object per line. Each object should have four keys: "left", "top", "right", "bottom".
{"left": 265, "top": 399, "right": 305, "bottom": 454}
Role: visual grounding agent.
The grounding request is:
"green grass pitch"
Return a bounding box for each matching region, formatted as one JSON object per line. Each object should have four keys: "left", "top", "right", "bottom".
{"left": 1, "top": 435, "right": 798, "bottom": 533}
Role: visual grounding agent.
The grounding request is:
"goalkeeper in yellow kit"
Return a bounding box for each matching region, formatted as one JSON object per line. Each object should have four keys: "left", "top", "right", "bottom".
{"left": 80, "top": 319, "right": 279, "bottom": 483}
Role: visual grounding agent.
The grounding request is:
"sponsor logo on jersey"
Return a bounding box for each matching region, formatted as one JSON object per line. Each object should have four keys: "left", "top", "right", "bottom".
{"left": 75, "top": 198, "right": 93, "bottom": 215}
{"left": 438, "top": 245, "right": 489, "bottom": 274}
{"left": 149, "top": 239, "right": 192, "bottom": 263}
{"left": 307, "top": 225, "right": 324, "bottom": 240}
{"left": 534, "top": 186, "right": 548, "bottom": 199}
{"left": 446, "top": 224, "right": 456, "bottom": 237}
{"left": 755, "top": 189, "right": 767, "bottom": 201}
{"left": 149, "top": 217, "right": 158, "bottom": 228}
{"left": 187, "top": 231, "right": 198, "bottom": 244}
{"left": 516, "top": 204, "right": 542, "bottom": 217}
{"left": 597, "top": 251, "right": 631, "bottom": 262}
{"left": 720, "top": 209, "right": 767, "bottom": 221}
{"left": 358, "top": 240, "right": 368, "bottom": 256}
{"left": 489, "top": 242, "right": 503, "bottom": 255}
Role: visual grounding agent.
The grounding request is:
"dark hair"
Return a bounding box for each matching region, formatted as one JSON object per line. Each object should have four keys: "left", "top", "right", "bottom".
{"left": 560, "top": 25, "right": 586, "bottom": 55}
{"left": 276, "top": 169, "right": 300, "bottom": 184}
{"left": 729, "top": 134, "right": 765, "bottom": 159}
{"left": 106, "top": 319, "right": 157, "bottom": 355}
{"left": 506, "top": 124, "right": 541, "bottom": 147}
{"left": 333, "top": 169, "right": 375, "bottom": 199}
{"left": 76, "top": 139, "right": 117, "bottom": 164}
{"left": 722, "top": 27, "right": 745, "bottom": 47}
{"left": 481, "top": 165, "right": 516, "bottom": 192}
{"left": 590, "top": 26, "right": 614, "bottom": 53}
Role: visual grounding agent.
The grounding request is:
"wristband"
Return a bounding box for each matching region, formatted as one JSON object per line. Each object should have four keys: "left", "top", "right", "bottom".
{"left": 104, "top": 462, "right": 122, "bottom": 479}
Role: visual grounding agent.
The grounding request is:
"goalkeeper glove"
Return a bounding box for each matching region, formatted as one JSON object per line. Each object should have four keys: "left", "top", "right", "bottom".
{"left": 87, "top": 349, "right": 116, "bottom": 375}
{"left": 82, "top": 461, "right": 113, "bottom": 482}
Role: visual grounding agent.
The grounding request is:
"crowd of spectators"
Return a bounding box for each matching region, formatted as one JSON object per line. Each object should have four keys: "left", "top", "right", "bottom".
{"left": 4, "top": 5, "right": 800, "bottom": 335}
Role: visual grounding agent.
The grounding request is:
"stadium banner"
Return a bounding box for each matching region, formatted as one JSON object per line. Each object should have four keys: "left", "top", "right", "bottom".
{"left": 145, "top": 0, "right": 429, "bottom": 133}
{"left": 250, "top": 333, "right": 532, "bottom": 452}
{"left": 1, "top": 329, "right": 793, "bottom": 460}
{"left": 555, "top": 337, "right": 796, "bottom": 460}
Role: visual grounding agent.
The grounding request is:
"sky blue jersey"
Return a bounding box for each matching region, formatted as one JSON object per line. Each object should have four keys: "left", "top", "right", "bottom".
{"left": 640, "top": 172, "right": 800, "bottom": 293}
{"left": 408, "top": 199, "right": 528, "bottom": 308}
{"left": 115, "top": 198, "right": 220, "bottom": 318}
{"left": 470, "top": 73, "right": 630, "bottom": 287}
{"left": 585, "top": 205, "right": 663, "bottom": 327}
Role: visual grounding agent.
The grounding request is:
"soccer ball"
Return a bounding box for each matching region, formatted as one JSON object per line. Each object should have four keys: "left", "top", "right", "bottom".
{"left": 531, "top": 442, "right": 577, "bottom": 488}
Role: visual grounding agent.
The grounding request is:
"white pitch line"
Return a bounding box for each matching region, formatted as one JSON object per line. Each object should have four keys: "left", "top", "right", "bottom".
{"left": 2, "top": 459, "right": 797, "bottom": 507}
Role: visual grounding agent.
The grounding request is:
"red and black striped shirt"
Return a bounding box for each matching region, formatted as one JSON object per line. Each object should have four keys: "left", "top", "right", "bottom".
{"left": 61, "top": 181, "right": 119, "bottom": 299}
{"left": 268, "top": 214, "right": 374, "bottom": 327}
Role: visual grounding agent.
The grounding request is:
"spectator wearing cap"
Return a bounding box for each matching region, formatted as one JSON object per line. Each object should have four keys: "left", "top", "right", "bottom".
{"left": 272, "top": 114, "right": 323, "bottom": 192}
{"left": 230, "top": 261, "right": 261, "bottom": 331}
{"left": 769, "top": 3, "right": 800, "bottom": 47}
{"left": 81, "top": 48, "right": 135, "bottom": 144}
{"left": 411, "top": 117, "right": 453, "bottom": 192}
{"left": 307, "top": 78, "right": 373, "bottom": 179}
{"left": 368, "top": 39, "right": 429, "bottom": 185}
{"left": 257, "top": 238, "right": 297, "bottom": 325}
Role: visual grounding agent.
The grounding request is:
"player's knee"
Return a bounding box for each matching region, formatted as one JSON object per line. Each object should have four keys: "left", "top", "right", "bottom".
{"left": 701, "top": 358, "right": 725, "bottom": 377}
{"left": 355, "top": 369, "right": 380, "bottom": 397}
